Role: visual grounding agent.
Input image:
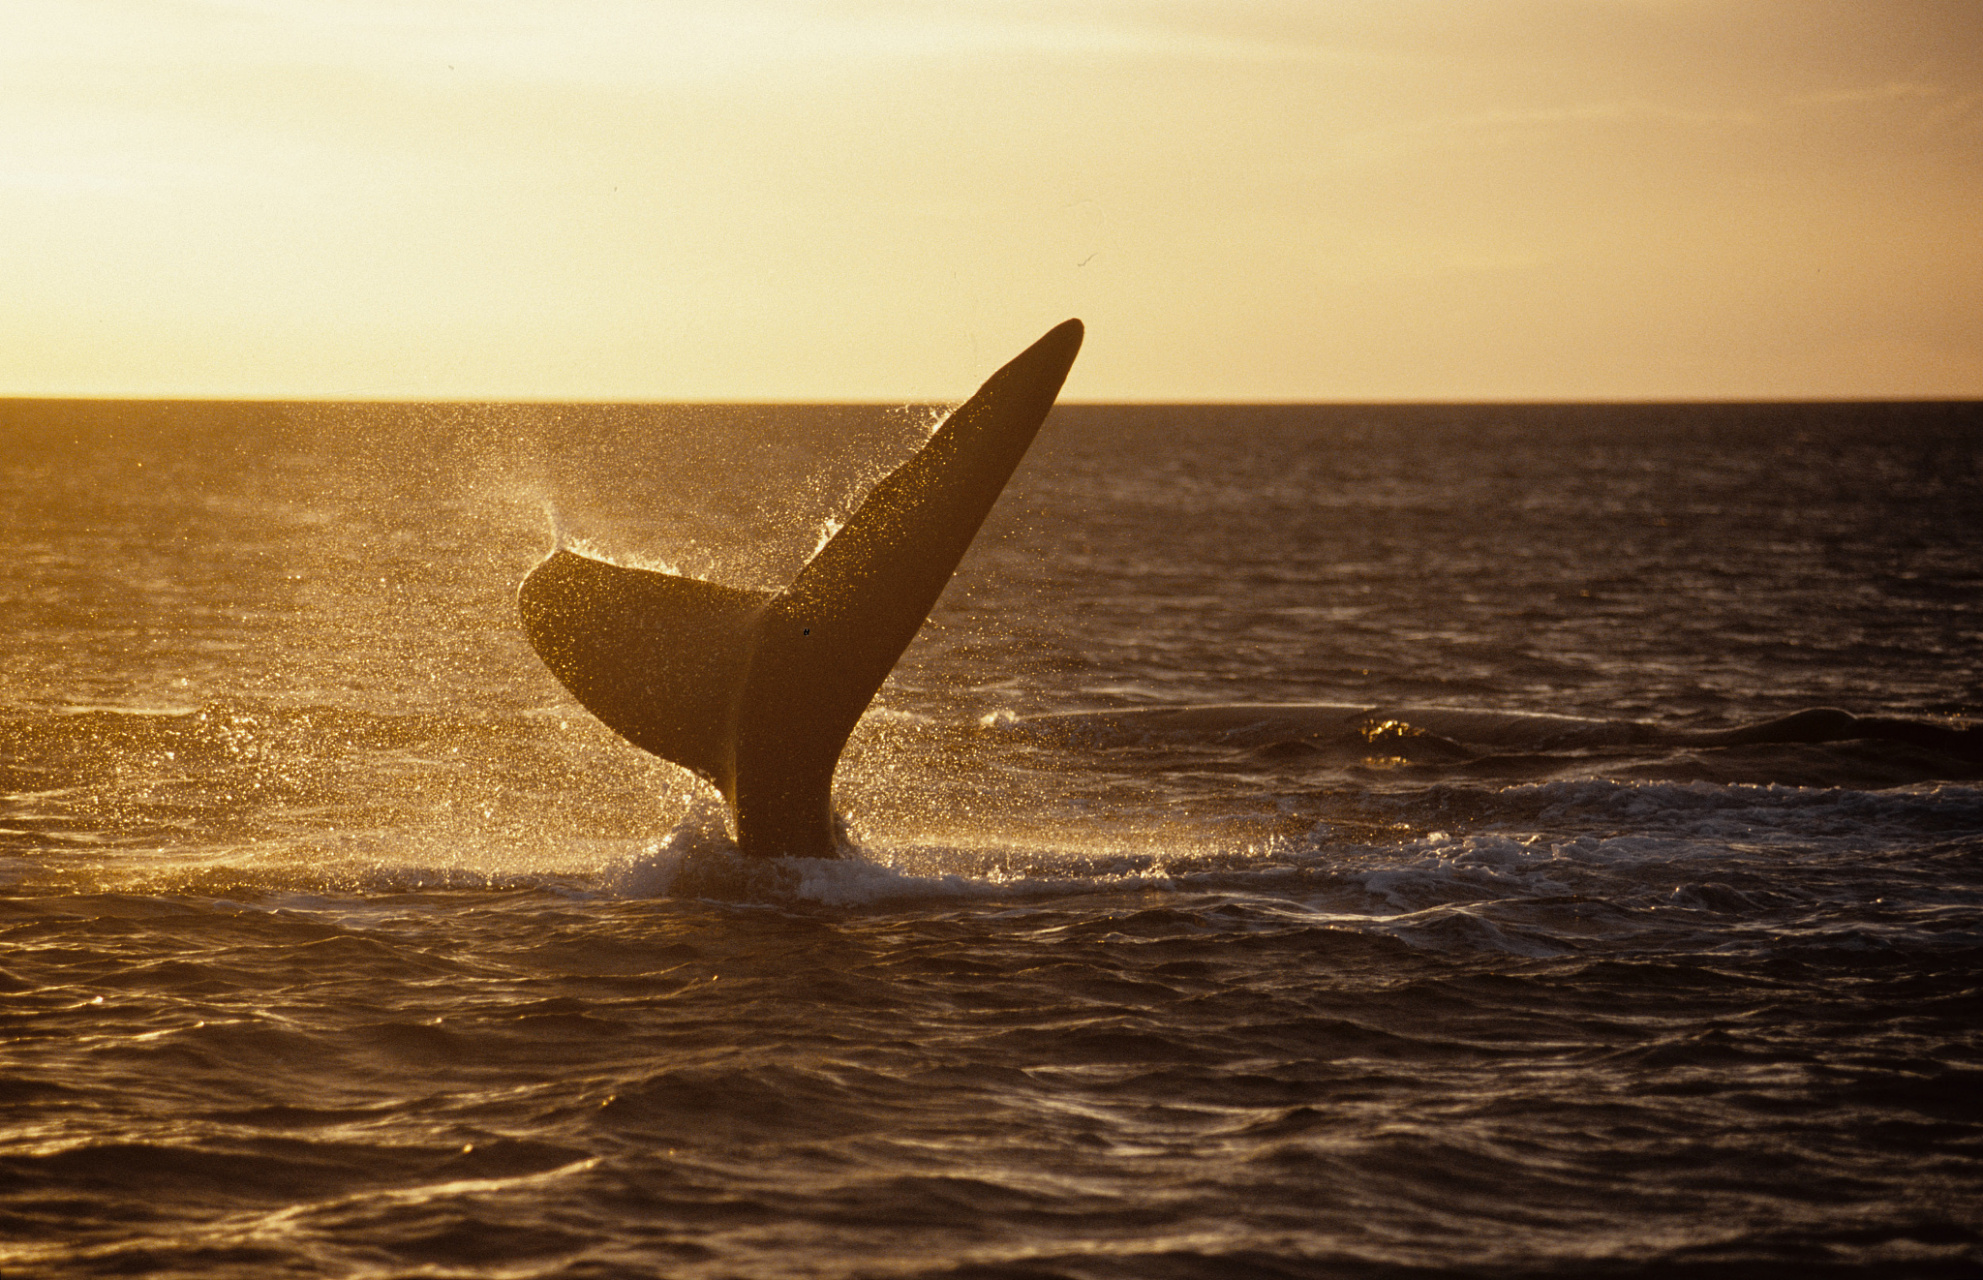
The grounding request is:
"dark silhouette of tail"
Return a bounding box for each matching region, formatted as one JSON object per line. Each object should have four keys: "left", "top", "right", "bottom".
{"left": 518, "top": 320, "right": 1084, "bottom": 857}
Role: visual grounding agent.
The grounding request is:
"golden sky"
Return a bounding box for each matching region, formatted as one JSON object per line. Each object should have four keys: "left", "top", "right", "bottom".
{"left": 4, "top": 1, "right": 1979, "bottom": 400}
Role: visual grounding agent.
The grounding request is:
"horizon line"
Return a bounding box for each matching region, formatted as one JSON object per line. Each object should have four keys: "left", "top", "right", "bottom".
{"left": 3, "top": 393, "right": 1978, "bottom": 409}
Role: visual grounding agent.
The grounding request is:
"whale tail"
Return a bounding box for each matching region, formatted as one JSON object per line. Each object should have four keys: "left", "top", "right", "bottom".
{"left": 518, "top": 319, "right": 1085, "bottom": 858}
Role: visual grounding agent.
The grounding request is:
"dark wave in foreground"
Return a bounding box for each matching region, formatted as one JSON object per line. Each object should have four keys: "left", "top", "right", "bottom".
{"left": 5, "top": 861, "right": 1982, "bottom": 1279}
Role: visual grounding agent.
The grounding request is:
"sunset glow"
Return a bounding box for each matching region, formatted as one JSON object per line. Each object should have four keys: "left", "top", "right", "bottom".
{"left": 4, "top": 0, "right": 1978, "bottom": 400}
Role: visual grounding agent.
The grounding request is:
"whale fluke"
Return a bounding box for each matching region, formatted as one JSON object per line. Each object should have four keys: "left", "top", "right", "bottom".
{"left": 519, "top": 319, "right": 1085, "bottom": 858}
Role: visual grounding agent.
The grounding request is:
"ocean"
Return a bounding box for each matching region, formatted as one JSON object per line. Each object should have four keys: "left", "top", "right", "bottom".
{"left": 3, "top": 397, "right": 1980, "bottom": 1278}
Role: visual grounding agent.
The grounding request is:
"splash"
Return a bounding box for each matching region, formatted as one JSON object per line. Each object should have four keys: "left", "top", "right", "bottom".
{"left": 908, "top": 403, "right": 955, "bottom": 440}
{"left": 540, "top": 513, "right": 717, "bottom": 582}
{"left": 808, "top": 515, "right": 847, "bottom": 561}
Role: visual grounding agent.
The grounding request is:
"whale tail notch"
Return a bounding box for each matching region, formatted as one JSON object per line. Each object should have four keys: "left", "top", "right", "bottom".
{"left": 517, "top": 318, "right": 1085, "bottom": 858}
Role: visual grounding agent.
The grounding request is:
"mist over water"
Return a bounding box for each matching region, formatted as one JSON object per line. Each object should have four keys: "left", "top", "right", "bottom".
{"left": 3, "top": 399, "right": 1980, "bottom": 1277}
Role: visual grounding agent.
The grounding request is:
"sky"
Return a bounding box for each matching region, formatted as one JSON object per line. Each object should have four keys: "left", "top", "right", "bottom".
{"left": 3, "top": 0, "right": 1979, "bottom": 401}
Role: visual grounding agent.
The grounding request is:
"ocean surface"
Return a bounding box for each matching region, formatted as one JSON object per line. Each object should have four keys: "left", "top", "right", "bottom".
{"left": 3, "top": 397, "right": 1980, "bottom": 1278}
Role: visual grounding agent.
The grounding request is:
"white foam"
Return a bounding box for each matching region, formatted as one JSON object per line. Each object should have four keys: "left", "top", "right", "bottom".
{"left": 598, "top": 797, "right": 735, "bottom": 898}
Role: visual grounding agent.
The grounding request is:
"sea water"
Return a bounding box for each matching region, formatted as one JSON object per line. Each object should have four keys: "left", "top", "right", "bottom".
{"left": 2, "top": 399, "right": 1980, "bottom": 1277}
